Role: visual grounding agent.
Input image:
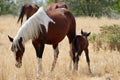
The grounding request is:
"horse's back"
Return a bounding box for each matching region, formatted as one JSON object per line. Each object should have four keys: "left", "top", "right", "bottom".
{"left": 47, "top": 8, "right": 74, "bottom": 27}
{"left": 47, "top": 2, "right": 68, "bottom": 11}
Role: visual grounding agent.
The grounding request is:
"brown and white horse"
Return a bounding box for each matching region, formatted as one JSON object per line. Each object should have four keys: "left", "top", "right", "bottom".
{"left": 72, "top": 30, "right": 91, "bottom": 73}
{"left": 17, "top": 2, "right": 68, "bottom": 24}
{"left": 8, "top": 7, "right": 76, "bottom": 77}
{"left": 17, "top": 4, "right": 39, "bottom": 24}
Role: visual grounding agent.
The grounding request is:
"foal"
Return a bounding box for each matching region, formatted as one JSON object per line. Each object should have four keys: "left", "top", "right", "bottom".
{"left": 72, "top": 30, "right": 91, "bottom": 73}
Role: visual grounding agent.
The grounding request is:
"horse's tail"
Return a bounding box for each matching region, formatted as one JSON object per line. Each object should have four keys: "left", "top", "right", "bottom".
{"left": 74, "top": 36, "right": 79, "bottom": 52}
{"left": 17, "top": 6, "right": 25, "bottom": 24}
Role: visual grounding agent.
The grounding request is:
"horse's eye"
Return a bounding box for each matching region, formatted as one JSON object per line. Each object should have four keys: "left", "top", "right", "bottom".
{"left": 11, "top": 46, "right": 14, "bottom": 52}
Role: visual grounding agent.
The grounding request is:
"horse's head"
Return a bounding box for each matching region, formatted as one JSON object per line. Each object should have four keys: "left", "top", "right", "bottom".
{"left": 81, "top": 29, "right": 91, "bottom": 38}
{"left": 8, "top": 35, "right": 25, "bottom": 68}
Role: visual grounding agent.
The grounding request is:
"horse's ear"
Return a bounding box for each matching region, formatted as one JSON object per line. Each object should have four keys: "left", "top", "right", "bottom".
{"left": 87, "top": 32, "right": 91, "bottom": 36}
{"left": 81, "top": 29, "right": 83, "bottom": 35}
{"left": 8, "top": 35, "right": 13, "bottom": 42}
{"left": 19, "top": 37, "right": 23, "bottom": 43}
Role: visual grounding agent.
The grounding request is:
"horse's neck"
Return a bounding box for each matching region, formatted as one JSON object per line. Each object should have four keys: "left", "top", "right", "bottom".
{"left": 15, "top": 7, "right": 54, "bottom": 44}
{"left": 15, "top": 20, "right": 40, "bottom": 44}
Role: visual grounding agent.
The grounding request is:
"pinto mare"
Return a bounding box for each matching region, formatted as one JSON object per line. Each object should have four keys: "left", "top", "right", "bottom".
{"left": 8, "top": 7, "right": 76, "bottom": 77}
{"left": 17, "top": 4, "right": 39, "bottom": 24}
{"left": 72, "top": 30, "right": 91, "bottom": 73}
{"left": 17, "top": 2, "right": 68, "bottom": 24}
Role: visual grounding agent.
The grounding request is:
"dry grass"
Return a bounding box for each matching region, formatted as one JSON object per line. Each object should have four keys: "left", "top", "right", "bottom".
{"left": 0, "top": 15, "right": 120, "bottom": 80}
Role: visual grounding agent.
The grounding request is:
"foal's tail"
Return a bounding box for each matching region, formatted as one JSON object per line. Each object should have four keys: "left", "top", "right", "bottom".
{"left": 74, "top": 36, "right": 79, "bottom": 52}
{"left": 17, "top": 6, "right": 25, "bottom": 25}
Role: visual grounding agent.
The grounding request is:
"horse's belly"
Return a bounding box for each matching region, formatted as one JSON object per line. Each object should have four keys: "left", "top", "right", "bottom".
{"left": 45, "top": 30, "right": 67, "bottom": 44}
{"left": 45, "top": 34, "right": 66, "bottom": 44}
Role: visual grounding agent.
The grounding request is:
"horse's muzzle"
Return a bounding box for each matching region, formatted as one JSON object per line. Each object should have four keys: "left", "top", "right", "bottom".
{"left": 15, "top": 62, "right": 22, "bottom": 68}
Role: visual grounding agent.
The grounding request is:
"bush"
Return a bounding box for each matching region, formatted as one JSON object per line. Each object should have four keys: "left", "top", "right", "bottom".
{"left": 89, "top": 25, "right": 120, "bottom": 52}
{"left": 88, "top": 33, "right": 96, "bottom": 43}
{"left": 100, "top": 25, "right": 120, "bottom": 44}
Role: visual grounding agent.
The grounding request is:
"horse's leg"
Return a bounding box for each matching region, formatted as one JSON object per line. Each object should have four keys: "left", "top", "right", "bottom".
{"left": 32, "top": 41, "right": 45, "bottom": 78}
{"left": 51, "top": 44, "right": 59, "bottom": 71}
{"left": 67, "top": 28, "right": 76, "bottom": 70}
{"left": 67, "top": 32, "right": 76, "bottom": 71}
{"left": 69, "top": 43, "right": 73, "bottom": 70}
{"left": 84, "top": 48, "right": 92, "bottom": 73}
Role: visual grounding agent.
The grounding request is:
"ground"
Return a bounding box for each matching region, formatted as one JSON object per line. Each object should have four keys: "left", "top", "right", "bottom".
{"left": 0, "top": 15, "right": 120, "bottom": 80}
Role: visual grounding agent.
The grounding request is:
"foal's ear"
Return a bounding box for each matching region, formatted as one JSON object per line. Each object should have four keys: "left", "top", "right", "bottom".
{"left": 87, "top": 32, "right": 91, "bottom": 36}
{"left": 8, "top": 35, "right": 13, "bottom": 42}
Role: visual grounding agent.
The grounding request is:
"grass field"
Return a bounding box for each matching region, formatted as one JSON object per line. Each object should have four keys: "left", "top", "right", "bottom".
{"left": 0, "top": 15, "right": 120, "bottom": 80}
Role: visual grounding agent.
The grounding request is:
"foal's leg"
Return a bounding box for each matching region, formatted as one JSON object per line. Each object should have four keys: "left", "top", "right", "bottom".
{"left": 51, "top": 44, "right": 59, "bottom": 71}
{"left": 84, "top": 48, "right": 92, "bottom": 73}
{"left": 32, "top": 41, "right": 45, "bottom": 77}
{"left": 73, "top": 50, "right": 82, "bottom": 72}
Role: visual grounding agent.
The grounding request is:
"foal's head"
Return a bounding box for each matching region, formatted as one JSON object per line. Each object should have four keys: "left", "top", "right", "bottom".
{"left": 81, "top": 29, "right": 91, "bottom": 38}
{"left": 8, "top": 36, "right": 25, "bottom": 68}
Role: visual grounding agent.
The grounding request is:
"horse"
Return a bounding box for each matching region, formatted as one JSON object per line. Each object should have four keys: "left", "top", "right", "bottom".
{"left": 47, "top": 2, "right": 68, "bottom": 11}
{"left": 72, "top": 29, "right": 91, "bottom": 73}
{"left": 17, "top": 4, "right": 39, "bottom": 24}
{"left": 8, "top": 7, "right": 76, "bottom": 77}
{"left": 17, "top": 2, "right": 68, "bottom": 24}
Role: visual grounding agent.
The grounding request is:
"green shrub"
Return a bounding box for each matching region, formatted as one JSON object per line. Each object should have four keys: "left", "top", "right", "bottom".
{"left": 90, "top": 24, "right": 120, "bottom": 52}
{"left": 100, "top": 25, "right": 120, "bottom": 44}
{"left": 88, "top": 33, "right": 96, "bottom": 43}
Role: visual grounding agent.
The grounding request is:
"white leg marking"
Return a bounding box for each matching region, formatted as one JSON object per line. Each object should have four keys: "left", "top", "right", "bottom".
{"left": 37, "top": 58, "right": 42, "bottom": 78}
{"left": 75, "top": 52, "right": 78, "bottom": 57}
{"left": 51, "top": 46, "right": 59, "bottom": 71}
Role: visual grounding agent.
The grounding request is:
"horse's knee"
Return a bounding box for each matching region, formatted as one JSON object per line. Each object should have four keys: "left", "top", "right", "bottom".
{"left": 53, "top": 45, "right": 59, "bottom": 58}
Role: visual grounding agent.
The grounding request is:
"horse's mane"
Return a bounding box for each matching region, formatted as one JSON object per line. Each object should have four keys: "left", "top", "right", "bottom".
{"left": 13, "top": 7, "right": 55, "bottom": 46}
